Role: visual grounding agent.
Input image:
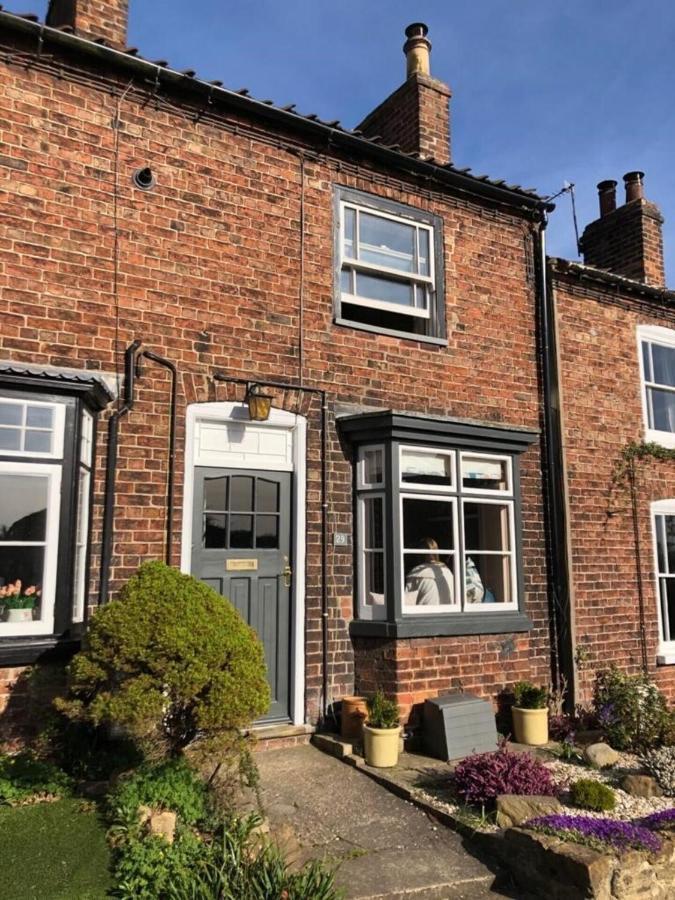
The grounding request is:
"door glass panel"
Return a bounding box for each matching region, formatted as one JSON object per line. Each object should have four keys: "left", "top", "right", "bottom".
{"left": 0, "top": 474, "right": 48, "bottom": 540}
{"left": 231, "top": 476, "right": 254, "bottom": 512}
{"left": 203, "top": 514, "right": 227, "bottom": 548}
{"left": 256, "top": 479, "right": 279, "bottom": 513}
{"left": 230, "top": 515, "right": 253, "bottom": 548}
{"left": 256, "top": 515, "right": 279, "bottom": 549}
{"left": 204, "top": 476, "right": 228, "bottom": 511}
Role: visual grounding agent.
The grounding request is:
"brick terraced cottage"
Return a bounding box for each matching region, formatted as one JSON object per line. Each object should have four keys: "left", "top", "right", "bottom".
{"left": 0, "top": 0, "right": 671, "bottom": 743}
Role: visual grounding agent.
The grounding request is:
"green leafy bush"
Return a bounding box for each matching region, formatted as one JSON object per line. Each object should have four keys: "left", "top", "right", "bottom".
{"left": 570, "top": 778, "right": 616, "bottom": 812}
{"left": 113, "top": 831, "right": 206, "bottom": 900}
{"left": 593, "top": 667, "right": 670, "bottom": 751}
{"left": 366, "top": 690, "right": 400, "bottom": 729}
{"left": 513, "top": 681, "right": 549, "bottom": 710}
{"left": 56, "top": 562, "right": 270, "bottom": 760}
{"left": 109, "top": 759, "right": 209, "bottom": 828}
{"left": 0, "top": 753, "right": 72, "bottom": 805}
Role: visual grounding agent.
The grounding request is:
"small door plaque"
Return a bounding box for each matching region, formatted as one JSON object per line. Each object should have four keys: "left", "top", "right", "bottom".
{"left": 226, "top": 559, "right": 258, "bottom": 572}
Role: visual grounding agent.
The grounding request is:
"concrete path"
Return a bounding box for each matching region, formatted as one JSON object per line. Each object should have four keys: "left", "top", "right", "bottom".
{"left": 256, "top": 744, "right": 514, "bottom": 899}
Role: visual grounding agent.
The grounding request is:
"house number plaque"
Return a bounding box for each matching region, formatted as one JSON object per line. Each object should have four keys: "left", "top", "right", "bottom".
{"left": 226, "top": 559, "right": 258, "bottom": 572}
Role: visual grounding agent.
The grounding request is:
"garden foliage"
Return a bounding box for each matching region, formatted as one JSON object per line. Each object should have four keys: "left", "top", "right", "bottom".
{"left": 569, "top": 778, "right": 616, "bottom": 812}
{"left": 0, "top": 753, "right": 72, "bottom": 805}
{"left": 640, "top": 746, "right": 675, "bottom": 796}
{"left": 366, "top": 690, "right": 400, "bottom": 729}
{"left": 56, "top": 562, "right": 270, "bottom": 760}
{"left": 453, "top": 744, "right": 559, "bottom": 806}
{"left": 527, "top": 814, "right": 661, "bottom": 854}
{"left": 593, "top": 667, "right": 671, "bottom": 752}
{"left": 110, "top": 759, "right": 209, "bottom": 828}
{"left": 513, "top": 681, "right": 548, "bottom": 710}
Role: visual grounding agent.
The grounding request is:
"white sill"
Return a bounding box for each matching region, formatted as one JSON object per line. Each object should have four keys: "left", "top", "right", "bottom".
{"left": 656, "top": 653, "right": 675, "bottom": 666}
{"left": 645, "top": 429, "right": 675, "bottom": 450}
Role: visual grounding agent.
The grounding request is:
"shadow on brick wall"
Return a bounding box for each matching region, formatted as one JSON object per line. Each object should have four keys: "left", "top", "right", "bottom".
{"left": 0, "top": 664, "right": 67, "bottom": 751}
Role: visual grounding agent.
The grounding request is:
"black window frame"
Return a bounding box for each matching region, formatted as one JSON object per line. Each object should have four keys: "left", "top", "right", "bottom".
{"left": 333, "top": 186, "right": 447, "bottom": 346}
{"left": 339, "top": 411, "right": 538, "bottom": 638}
{"left": 0, "top": 371, "right": 109, "bottom": 665}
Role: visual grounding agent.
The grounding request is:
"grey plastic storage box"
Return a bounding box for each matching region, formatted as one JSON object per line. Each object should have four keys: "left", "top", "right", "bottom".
{"left": 423, "top": 693, "right": 498, "bottom": 761}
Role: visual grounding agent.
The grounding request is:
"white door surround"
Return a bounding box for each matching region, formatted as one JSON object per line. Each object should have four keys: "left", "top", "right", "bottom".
{"left": 180, "top": 401, "right": 307, "bottom": 726}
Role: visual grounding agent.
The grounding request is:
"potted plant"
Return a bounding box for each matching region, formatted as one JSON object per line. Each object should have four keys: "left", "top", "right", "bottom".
{"left": 363, "top": 690, "right": 401, "bottom": 768}
{"left": 0, "top": 581, "right": 39, "bottom": 624}
{"left": 512, "top": 681, "right": 549, "bottom": 746}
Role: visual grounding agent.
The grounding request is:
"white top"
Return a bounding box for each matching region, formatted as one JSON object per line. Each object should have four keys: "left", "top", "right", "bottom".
{"left": 405, "top": 563, "right": 454, "bottom": 606}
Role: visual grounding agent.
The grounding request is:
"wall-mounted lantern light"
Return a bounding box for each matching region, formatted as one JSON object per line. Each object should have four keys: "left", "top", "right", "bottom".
{"left": 245, "top": 383, "right": 273, "bottom": 421}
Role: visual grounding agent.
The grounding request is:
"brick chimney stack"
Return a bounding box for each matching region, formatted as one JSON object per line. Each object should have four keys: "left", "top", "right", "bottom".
{"left": 579, "top": 172, "right": 666, "bottom": 287}
{"left": 356, "top": 23, "right": 452, "bottom": 165}
{"left": 47, "top": 0, "right": 129, "bottom": 50}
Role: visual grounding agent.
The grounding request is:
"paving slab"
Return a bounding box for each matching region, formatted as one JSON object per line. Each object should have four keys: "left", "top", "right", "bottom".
{"left": 256, "top": 743, "right": 514, "bottom": 899}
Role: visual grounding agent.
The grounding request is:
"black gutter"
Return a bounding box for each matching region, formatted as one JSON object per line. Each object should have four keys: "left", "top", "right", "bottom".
{"left": 534, "top": 216, "right": 576, "bottom": 707}
{"left": 213, "top": 373, "right": 330, "bottom": 723}
{"left": 0, "top": 12, "right": 553, "bottom": 216}
{"left": 99, "top": 338, "right": 141, "bottom": 604}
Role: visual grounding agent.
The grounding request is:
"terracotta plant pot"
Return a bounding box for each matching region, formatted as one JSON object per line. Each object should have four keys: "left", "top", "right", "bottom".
{"left": 341, "top": 696, "right": 368, "bottom": 741}
{"left": 512, "top": 706, "right": 549, "bottom": 746}
{"left": 363, "top": 723, "right": 401, "bottom": 768}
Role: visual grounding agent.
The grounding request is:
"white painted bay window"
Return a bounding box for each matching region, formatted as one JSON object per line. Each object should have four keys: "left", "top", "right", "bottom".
{"left": 652, "top": 500, "right": 675, "bottom": 663}
{"left": 638, "top": 325, "right": 675, "bottom": 447}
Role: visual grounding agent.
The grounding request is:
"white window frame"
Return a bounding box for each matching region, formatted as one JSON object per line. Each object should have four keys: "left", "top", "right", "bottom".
{"left": 72, "top": 410, "right": 94, "bottom": 624}
{"left": 400, "top": 492, "right": 460, "bottom": 614}
{"left": 651, "top": 499, "right": 675, "bottom": 663}
{"left": 357, "top": 444, "right": 385, "bottom": 490}
{"left": 399, "top": 444, "right": 456, "bottom": 493}
{"left": 461, "top": 496, "right": 519, "bottom": 613}
{"left": 0, "top": 398, "right": 65, "bottom": 459}
{"left": 637, "top": 324, "right": 675, "bottom": 449}
{"left": 0, "top": 461, "right": 62, "bottom": 637}
{"left": 460, "top": 452, "right": 513, "bottom": 496}
{"left": 340, "top": 201, "right": 436, "bottom": 319}
{"left": 357, "top": 491, "right": 387, "bottom": 621}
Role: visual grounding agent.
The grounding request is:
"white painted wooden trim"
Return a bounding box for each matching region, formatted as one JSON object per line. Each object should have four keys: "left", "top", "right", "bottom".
{"left": 651, "top": 498, "right": 675, "bottom": 660}
{"left": 180, "top": 402, "right": 307, "bottom": 726}
{"left": 637, "top": 324, "right": 675, "bottom": 449}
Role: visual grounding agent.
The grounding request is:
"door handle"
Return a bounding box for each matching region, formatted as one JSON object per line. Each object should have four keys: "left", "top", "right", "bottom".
{"left": 282, "top": 556, "right": 292, "bottom": 587}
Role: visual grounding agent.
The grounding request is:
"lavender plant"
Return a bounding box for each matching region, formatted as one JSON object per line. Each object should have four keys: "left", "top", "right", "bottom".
{"left": 637, "top": 809, "right": 675, "bottom": 831}
{"left": 526, "top": 814, "right": 662, "bottom": 854}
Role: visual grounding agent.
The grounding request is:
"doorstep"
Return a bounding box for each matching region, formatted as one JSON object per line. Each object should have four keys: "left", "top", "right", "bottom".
{"left": 249, "top": 722, "right": 315, "bottom": 752}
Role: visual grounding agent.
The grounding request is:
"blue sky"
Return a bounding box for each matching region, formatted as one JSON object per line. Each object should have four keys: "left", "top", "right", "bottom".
{"left": 17, "top": 1, "right": 675, "bottom": 282}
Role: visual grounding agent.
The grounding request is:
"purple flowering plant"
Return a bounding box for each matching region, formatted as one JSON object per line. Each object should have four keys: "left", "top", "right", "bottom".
{"left": 526, "top": 814, "right": 661, "bottom": 854}
{"left": 453, "top": 744, "right": 559, "bottom": 806}
{"left": 638, "top": 809, "right": 675, "bottom": 831}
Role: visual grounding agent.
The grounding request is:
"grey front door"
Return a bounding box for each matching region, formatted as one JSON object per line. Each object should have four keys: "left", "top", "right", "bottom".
{"left": 192, "top": 467, "right": 292, "bottom": 723}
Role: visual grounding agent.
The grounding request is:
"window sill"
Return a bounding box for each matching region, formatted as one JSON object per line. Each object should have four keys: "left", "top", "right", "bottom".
{"left": 350, "top": 611, "right": 533, "bottom": 639}
{"left": 0, "top": 635, "right": 81, "bottom": 666}
{"left": 657, "top": 653, "right": 675, "bottom": 666}
{"left": 644, "top": 429, "right": 675, "bottom": 450}
{"left": 334, "top": 317, "right": 448, "bottom": 347}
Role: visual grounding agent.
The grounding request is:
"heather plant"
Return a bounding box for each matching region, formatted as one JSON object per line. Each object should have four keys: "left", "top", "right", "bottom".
{"left": 569, "top": 778, "right": 616, "bottom": 812}
{"left": 640, "top": 746, "right": 675, "bottom": 796}
{"left": 56, "top": 562, "right": 270, "bottom": 763}
{"left": 593, "top": 666, "right": 670, "bottom": 751}
{"left": 526, "top": 814, "right": 661, "bottom": 854}
{"left": 453, "top": 744, "right": 559, "bottom": 806}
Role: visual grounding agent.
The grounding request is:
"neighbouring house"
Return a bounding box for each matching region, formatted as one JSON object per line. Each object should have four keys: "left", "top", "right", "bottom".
{"left": 0, "top": 1, "right": 671, "bottom": 746}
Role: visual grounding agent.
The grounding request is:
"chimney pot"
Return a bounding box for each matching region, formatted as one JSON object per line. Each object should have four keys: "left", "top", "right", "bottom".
{"left": 597, "top": 180, "right": 617, "bottom": 217}
{"left": 624, "top": 171, "right": 645, "bottom": 203}
{"left": 403, "top": 22, "right": 431, "bottom": 78}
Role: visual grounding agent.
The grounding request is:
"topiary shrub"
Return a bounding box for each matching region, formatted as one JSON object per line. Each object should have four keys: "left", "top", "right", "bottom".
{"left": 56, "top": 562, "right": 270, "bottom": 762}
{"left": 593, "top": 666, "right": 670, "bottom": 751}
{"left": 570, "top": 778, "right": 616, "bottom": 812}
{"left": 453, "top": 744, "right": 559, "bottom": 806}
{"left": 640, "top": 746, "right": 675, "bottom": 796}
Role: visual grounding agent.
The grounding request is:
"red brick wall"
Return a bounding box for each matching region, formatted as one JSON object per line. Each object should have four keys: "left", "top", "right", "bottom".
{"left": 554, "top": 273, "right": 675, "bottom": 702}
{"left": 0, "top": 34, "right": 550, "bottom": 724}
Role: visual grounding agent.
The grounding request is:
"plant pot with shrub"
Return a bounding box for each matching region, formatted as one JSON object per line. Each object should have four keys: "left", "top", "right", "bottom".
{"left": 512, "top": 681, "right": 549, "bottom": 746}
{"left": 363, "top": 690, "right": 400, "bottom": 768}
{"left": 0, "top": 581, "right": 39, "bottom": 623}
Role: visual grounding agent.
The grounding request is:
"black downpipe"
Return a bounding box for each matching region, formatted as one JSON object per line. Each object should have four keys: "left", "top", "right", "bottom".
{"left": 535, "top": 214, "right": 576, "bottom": 708}
{"left": 213, "top": 374, "right": 330, "bottom": 722}
{"left": 99, "top": 339, "right": 142, "bottom": 604}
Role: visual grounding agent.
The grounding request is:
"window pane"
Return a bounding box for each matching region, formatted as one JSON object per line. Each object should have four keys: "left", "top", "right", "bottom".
{"left": 666, "top": 515, "right": 675, "bottom": 573}
{"left": 343, "top": 207, "right": 356, "bottom": 259}
{"left": 25, "top": 431, "right": 52, "bottom": 454}
{"left": 401, "top": 450, "right": 452, "bottom": 488}
{"left": 26, "top": 406, "right": 53, "bottom": 428}
{"left": 652, "top": 344, "right": 675, "bottom": 388}
{"left": 359, "top": 212, "right": 415, "bottom": 273}
{"left": 256, "top": 515, "right": 279, "bottom": 549}
{"left": 660, "top": 578, "right": 675, "bottom": 642}
{"left": 340, "top": 269, "right": 352, "bottom": 293}
{"left": 464, "top": 502, "right": 511, "bottom": 552}
{"left": 256, "top": 479, "right": 279, "bottom": 513}
{"left": 403, "top": 498, "right": 454, "bottom": 550}
{"left": 364, "top": 551, "right": 385, "bottom": 606}
{"left": 362, "top": 448, "right": 384, "bottom": 485}
{"left": 203, "top": 514, "right": 226, "bottom": 548}
{"left": 650, "top": 387, "right": 675, "bottom": 433}
{"left": 0, "top": 428, "right": 21, "bottom": 452}
{"left": 364, "top": 496, "right": 384, "bottom": 550}
{"left": 0, "top": 546, "right": 44, "bottom": 623}
{"left": 230, "top": 515, "right": 253, "bottom": 548}
{"left": 656, "top": 515, "right": 667, "bottom": 573}
{"left": 355, "top": 271, "right": 413, "bottom": 308}
{"left": 418, "top": 229, "right": 430, "bottom": 276}
{"left": 0, "top": 403, "right": 22, "bottom": 427}
{"left": 642, "top": 341, "right": 652, "bottom": 381}
{"left": 462, "top": 456, "right": 509, "bottom": 491}
{"left": 0, "top": 474, "right": 47, "bottom": 541}
{"left": 404, "top": 553, "right": 455, "bottom": 606}
{"left": 204, "top": 476, "right": 228, "bottom": 511}
{"left": 230, "top": 476, "right": 253, "bottom": 512}
{"left": 465, "top": 554, "right": 512, "bottom": 605}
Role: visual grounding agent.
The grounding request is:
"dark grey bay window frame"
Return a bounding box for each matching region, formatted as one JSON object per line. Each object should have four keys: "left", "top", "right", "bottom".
{"left": 0, "top": 368, "right": 112, "bottom": 665}
{"left": 339, "top": 412, "right": 538, "bottom": 638}
{"left": 333, "top": 186, "right": 447, "bottom": 346}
